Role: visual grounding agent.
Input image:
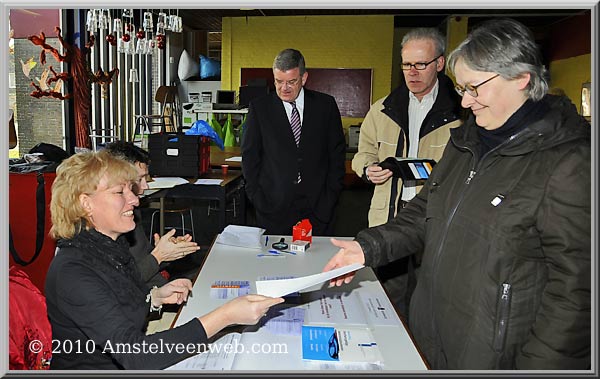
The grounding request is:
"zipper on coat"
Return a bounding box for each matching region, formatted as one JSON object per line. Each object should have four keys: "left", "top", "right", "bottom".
{"left": 465, "top": 170, "right": 476, "bottom": 184}
{"left": 493, "top": 283, "right": 512, "bottom": 352}
{"left": 429, "top": 144, "right": 478, "bottom": 349}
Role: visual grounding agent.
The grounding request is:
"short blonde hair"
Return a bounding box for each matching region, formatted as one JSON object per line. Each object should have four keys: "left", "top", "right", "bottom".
{"left": 50, "top": 150, "right": 138, "bottom": 240}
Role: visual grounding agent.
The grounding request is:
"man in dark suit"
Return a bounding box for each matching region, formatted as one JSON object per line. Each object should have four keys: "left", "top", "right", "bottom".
{"left": 242, "top": 48, "right": 346, "bottom": 236}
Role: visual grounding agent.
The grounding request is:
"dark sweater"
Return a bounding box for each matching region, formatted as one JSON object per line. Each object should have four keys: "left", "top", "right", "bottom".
{"left": 45, "top": 229, "right": 207, "bottom": 369}
{"left": 126, "top": 209, "right": 168, "bottom": 287}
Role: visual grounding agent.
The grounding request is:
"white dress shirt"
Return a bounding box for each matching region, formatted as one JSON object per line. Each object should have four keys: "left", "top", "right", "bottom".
{"left": 402, "top": 80, "right": 439, "bottom": 201}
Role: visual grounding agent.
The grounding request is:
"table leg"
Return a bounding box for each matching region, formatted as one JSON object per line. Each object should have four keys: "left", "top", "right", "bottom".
{"left": 219, "top": 192, "right": 226, "bottom": 232}
{"left": 160, "top": 197, "right": 165, "bottom": 236}
{"left": 240, "top": 185, "right": 246, "bottom": 225}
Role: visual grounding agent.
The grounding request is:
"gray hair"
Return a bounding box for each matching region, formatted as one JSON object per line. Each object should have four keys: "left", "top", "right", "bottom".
{"left": 447, "top": 18, "right": 549, "bottom": 101}
{"left": 401, "top": 27, "right": 446, "bottom": 56}
{"left": 273, "top": 48, "right": 306, "bottom": 75}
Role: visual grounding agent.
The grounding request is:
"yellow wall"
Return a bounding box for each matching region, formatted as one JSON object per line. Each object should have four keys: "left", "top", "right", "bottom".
{"left": 549, "top": 54, "right": 591, "bottom": 114}
{"left": 221, "top": 15, "right": 395, "bottom": 129}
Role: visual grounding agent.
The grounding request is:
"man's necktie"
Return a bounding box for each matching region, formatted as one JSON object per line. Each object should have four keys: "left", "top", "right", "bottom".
{"left": 290, "top": 101, "right": 301, "bottom": 146}
{"left": 290, "top": 101, "right": 302, "bottom": 183}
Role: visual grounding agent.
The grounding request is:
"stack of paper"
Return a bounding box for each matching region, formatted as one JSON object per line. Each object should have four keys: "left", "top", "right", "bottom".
{"left": 215, "top": 225, "right": 266, "bottom": 249}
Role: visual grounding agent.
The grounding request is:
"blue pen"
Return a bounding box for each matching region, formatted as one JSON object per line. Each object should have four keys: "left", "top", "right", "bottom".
{"left": 270, "top": 249, "right": 296, "bottom": 256}
{"left": 265, "top": 236, "right": 269, "bottom": 246}
{"left": 257, "top": 253, "right": 285, "bottom": 258}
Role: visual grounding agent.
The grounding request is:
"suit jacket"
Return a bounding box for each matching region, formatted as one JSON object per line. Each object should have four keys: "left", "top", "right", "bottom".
{"left": 241, "top": 89, "right": 345, "bottom": 224}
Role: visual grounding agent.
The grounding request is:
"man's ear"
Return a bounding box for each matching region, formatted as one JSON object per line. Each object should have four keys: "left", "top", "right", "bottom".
{"left": 436, "top": 55, "right": 445, "bottom": 73}
{"left": 301, "top": 71, "right": 309, "bottom": 86}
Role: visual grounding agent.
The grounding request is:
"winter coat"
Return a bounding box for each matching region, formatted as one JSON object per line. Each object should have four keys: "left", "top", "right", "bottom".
{"left": 45, "top": 229, "right": 206, "bottom": 369}
{"left": 356, "top": 95, "right": 591, "bottom": 369}
{"left": 352, "top": 74, "right": 462, "bottom": 226}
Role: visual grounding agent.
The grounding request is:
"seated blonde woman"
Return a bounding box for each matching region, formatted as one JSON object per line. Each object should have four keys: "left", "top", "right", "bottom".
{"left": 45, "top": 150, "right": 283, "bottom": 369}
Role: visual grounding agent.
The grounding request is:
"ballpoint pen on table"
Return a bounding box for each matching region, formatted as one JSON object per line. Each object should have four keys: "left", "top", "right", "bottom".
{"left": 265, "top": 236, "right": 269, "bottom": 247}
{"left": 257, "top": 253, "right": 286, "bottom": 258}
{"left": 269, "top": 249, "right": 296, "bottom": 256}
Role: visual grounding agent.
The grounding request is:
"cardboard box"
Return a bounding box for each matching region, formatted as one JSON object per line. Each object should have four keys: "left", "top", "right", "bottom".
{"left": 148, "top": 134, "right": 210, "bottom": 177}
{"left": 290, "top": 240, "right": 310, "bottom": 253}
{"left": 292, "top": 219, "right": 312, "bottom": 243}
{"left": 348, "top": 125, "right": 361, "bottom": 149}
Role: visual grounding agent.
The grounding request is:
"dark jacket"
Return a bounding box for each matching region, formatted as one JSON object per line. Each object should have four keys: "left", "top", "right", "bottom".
{"left": 45, "top": 229, "right": 206, "bottom": 369}
{"left": 356, "top": 95, "right": 591, "bottom": 369}
{"left": 126, "top": 209, "right": 168, "bottom": 287}
{"left": 241, "top": 89, "right": 346, "bottom": 226}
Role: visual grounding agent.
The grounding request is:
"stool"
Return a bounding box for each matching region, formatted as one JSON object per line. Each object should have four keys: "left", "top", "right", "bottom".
{"left": 207, "top": 197, "right": 237, "bottom": 218}
{"left": 149, "top": 207, "right": 195, "bottom": 242}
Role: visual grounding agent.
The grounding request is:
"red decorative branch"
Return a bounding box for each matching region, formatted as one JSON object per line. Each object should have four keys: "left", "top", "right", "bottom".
{"left": 27, "top": 27, "right": 119, "bottom": 149}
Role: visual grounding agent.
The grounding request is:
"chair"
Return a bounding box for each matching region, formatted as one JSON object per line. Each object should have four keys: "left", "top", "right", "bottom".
{"left": 9, "top": 267, "right": 52, "bottom": 370}
{"left": 148, "top": 205, "right": 196, "bottom": 242}
{"left": 207, "top": 197, "right": 238, "bottom": 218}
{"left": 133, "top": 86, "right": 181, "bottom": 145}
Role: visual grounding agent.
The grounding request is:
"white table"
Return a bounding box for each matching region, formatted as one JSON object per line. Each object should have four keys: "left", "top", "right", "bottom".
{"left": 171, "top": 236, "right": 428, "bottom": 371}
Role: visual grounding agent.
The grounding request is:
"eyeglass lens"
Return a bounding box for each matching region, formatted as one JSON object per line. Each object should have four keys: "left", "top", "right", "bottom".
{"left": 454, "top": 74, "right": 500, "bottom": 97}
{"left": 402, "top": 55, "right": 441, "bottom": 71}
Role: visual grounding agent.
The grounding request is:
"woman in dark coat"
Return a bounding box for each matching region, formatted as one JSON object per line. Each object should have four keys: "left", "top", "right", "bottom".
{"left": 323, "top": 18, "right": 590, "bottom": 370}
{"left": 46, "top": 150, "right": 283, "bottom": 369}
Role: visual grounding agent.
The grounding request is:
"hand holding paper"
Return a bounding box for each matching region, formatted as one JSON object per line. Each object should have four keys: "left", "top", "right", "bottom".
{"left": 323, "top": 238, "right": 366, "bottom": 287}
{"left": 255, "top": 263, "right": 364, "bottom": 298}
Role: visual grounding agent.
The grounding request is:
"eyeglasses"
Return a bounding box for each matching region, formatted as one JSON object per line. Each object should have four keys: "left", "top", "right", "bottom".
{"left": 274, "top": 77, "right": 301, "bottom": 88}
{"left": 454, "top": 74, "right": 500, "bottom": 97}
{"left": 401, "top": 55, "right": 441, "bottom": 71}
{"left": 328, "top": 331, "right": 339, "bottom": 360}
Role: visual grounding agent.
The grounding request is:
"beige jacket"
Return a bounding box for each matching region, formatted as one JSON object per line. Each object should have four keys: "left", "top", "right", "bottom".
{"left": 352, "top": 76, "right": 462, "bottom": 226}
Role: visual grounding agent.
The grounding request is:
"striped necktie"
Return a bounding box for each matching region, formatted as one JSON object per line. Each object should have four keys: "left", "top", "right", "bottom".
{"left": 289, "top": 101, "right": 302, "bottom": 183}
{"left": 290, "top": 101, "right": 301, "bottom": 146}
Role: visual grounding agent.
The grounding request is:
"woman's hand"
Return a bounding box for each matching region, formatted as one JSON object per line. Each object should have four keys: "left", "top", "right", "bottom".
{"left": 199, "top": 295, "right": 285, "bottom": 338}
{"left": 151, "top": 229, "right": 200, "bottom": 264}
{"left": 152, "top": 278, "right": 193, "bottom": 306}
{"left": 323, "top": 238, "right": 366, "bottom": 287}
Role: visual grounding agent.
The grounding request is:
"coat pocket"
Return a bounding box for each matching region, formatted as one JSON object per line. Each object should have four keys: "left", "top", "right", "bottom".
{"left": 493, "top": 283, "right": 512, "bottom": 352}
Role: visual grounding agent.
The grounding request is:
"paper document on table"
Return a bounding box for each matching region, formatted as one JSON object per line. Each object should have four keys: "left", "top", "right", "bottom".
{"left": 215, "top": 225, "right": 265, "bottom": 249}
{"left": 148, "top": 177, "right": 189, "bottom": 189}
{"left": 255, "top": 264, "right": 364, "bottom": 298}
{"left": 301, "top": 325, "right": 383, "bottom": 365}
{"left": 356, "top": 290, "right": 402, "bottom": 326}
{"left": 165, "top": 333, "right": 240, "bottom": 370}
{"left": 262, "top": 306, "right": 305, "bottom": 336}
{"left": 194, "top": 178, "right": 223, "bottom": 185}
{"left": 225, "top": 156, "right": 242, "bottom": 162}
{"left": 304, "top": 291, "right": 367, "bottom": 325}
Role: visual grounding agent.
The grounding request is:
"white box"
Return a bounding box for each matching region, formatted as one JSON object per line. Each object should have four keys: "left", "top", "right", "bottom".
{"left": 348, "top": 125, "right": 361, "bottom": 149}
{"left": 290, "top": 240, "right": 310, "bottom": 253}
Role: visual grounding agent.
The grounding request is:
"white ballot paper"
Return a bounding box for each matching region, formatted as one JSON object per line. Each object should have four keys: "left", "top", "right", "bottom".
{"left": 215, "top": 225, "right": 265, "bottom": 249}
{"left": 194, "top": 178, "right": 223, "bottom": 185}
{"left": 148, "top": 177, "right": 189, "bottom": 189}
{"left": 255, "top": 264, "right": 364, "bottom": 298}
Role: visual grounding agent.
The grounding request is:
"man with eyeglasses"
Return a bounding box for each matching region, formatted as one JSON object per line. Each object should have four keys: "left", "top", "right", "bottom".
{"left": 242, "top": 48, "right": 345, "bottom": 236}
{"left": 351, "top": 28, "right": 462, "bottom": 318}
